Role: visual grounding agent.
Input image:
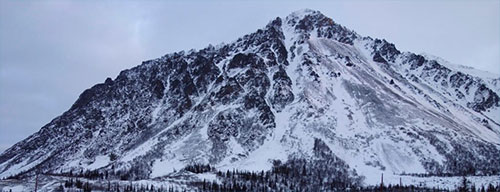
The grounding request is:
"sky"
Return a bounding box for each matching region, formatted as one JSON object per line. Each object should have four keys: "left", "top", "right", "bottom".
{"left": 0, "top": 0, "right": 499, "bottom": 153}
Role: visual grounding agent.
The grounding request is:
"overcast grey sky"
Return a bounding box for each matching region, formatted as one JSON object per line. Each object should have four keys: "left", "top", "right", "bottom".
{"left": 1, "top": 0, "right": 499, "bottom": 153}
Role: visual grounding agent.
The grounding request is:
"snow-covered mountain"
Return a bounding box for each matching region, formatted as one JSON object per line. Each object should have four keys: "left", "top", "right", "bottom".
{"left": 1, "top": 9, "right": 499, "bottom": 186}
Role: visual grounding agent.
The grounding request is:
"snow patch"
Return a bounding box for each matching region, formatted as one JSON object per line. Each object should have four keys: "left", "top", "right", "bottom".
{"left": 85, "top": 155, "right": 110, "bottom": 170}
{"left": 151, "top": 159, "right": 184, "bottom": 178}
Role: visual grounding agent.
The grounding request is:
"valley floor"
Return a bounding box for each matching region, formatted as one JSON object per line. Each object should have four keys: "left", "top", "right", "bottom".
{"left": 1, "top": 173, "right": 499, "bottom": 191}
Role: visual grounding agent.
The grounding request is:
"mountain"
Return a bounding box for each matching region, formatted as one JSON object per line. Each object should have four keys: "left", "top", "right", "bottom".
{"left": 1, "top": 9, "right": 499, "bottom": 187}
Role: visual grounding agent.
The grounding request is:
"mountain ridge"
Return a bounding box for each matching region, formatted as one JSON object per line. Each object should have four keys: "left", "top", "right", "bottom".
{"left": 1, "top": 9, "right": 499, "bottom": 187}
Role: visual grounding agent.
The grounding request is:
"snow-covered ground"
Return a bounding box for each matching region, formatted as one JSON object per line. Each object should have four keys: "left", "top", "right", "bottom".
{"left": 383, "top": 174, "right": 500, "bottom": 190}
{"left": 0, "top": 173, "right": 498, "bottom": 191}
{"left": 0, "top": 174, "right": 196, "bottom": 192}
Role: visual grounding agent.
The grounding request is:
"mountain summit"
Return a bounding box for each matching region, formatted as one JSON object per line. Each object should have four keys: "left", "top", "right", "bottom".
{"left": 1, "top": 9, "right": 499, "bottom": 187}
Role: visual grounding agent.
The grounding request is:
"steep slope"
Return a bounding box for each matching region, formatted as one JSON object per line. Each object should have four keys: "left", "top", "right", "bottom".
{"left": 421, "top": 53, "right": 500, "bottom": 94}
{"left": 1, "top": 9, "right": 499, "bottom": 186}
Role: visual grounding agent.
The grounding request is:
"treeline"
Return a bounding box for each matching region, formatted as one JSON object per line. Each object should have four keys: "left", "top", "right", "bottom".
{"left": 46, "top": 168, "right": 144, "bottom": 181}
{"left": 188, "top": 159, "right": 363, "bottom": 191}
{"left": 456, "top": 177, "right": 500, "bottom": 192}
{"left": 8, "top": 158, "right": 500, "bottom": 192}
{"left": 53, "top": 166, "right": 500, "bottom": 192}
{"left": 54, "top": 169, "right": 107, "bottom": 180}
{"left": 6, "top": 167, "right": 118, "bottom": 180}
{"left": 401, "top": 172, "right": 500, "bottom": 178}
{"left": 186, "top": 160, "right": 500, "bottom": 192}
{"left": 60, "top": 179, "right": 92, "bottom": 192}
{"left": 184, "top": 164, "right": 214, "bottom": 174}
{"left": 60, "top": 179, "right": 182, "bottom": 192}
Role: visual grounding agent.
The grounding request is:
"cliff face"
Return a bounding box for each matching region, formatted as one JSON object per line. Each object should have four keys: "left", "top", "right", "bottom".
{"left": 1, "top": 9, "right": 499, "bottom": 185}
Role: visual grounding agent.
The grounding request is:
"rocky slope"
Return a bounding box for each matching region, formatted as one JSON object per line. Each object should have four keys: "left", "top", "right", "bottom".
{"left": 1, "top": 9, "right": 499, "bottom": 186}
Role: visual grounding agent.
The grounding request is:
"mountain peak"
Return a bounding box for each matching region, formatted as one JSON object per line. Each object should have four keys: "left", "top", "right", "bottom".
{"left": 288, "top": 8, "right": 322, "bottom": 19}
{"left": 283, "top": 9, "right": 358, "bottom": 45}
{"left": 1, "top": 9, "right": 499, "bottom": 190}
{"left": 285, "top": 9, "right": 329, "bottom": 28}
